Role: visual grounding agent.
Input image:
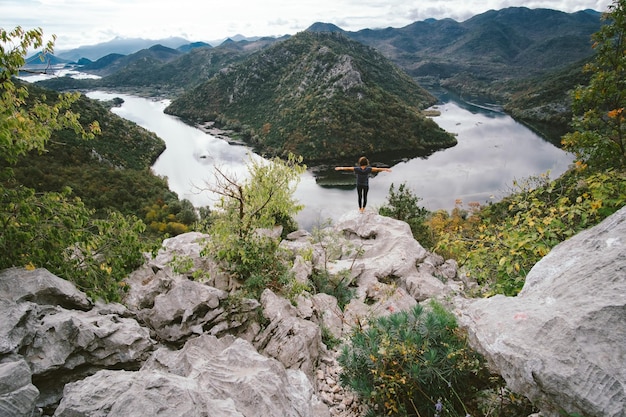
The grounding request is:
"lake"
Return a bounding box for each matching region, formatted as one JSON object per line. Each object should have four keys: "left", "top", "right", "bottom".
{"left": 85, "top": 91, "right": 574, "bottom": 230}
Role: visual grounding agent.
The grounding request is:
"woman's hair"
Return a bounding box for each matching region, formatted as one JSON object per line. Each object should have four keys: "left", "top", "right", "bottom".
{"left": 358, "top": 156, "right": 369, "bottom": 166}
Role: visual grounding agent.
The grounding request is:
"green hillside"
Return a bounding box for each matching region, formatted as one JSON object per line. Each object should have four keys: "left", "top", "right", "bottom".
{"left": 164, "top": 31, "right": 457, "bottom": 163}
{"left": 7, "top": 82, "right": 186, "bottom": 222}
{"left": 500, "top": 58, "right": 594, "bottom": 142}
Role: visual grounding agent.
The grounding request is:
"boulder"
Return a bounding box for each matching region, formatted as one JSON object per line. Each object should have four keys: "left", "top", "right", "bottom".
{"left": 334, "top": 211, "right": 428, "bottom": 296}
{"left": 330, "top": 211, "right": 464, "bottom": 303}
{"left": 0, "top": 268, "right": 157, "bottom": 413}
{"left": 53, "top": 369, "right": 243, "bottom": 417}
{"left": 55, "top": 334, "right": 329, "bottom": 417}
{"left": 254, "top": 289, "right": 322, "bottom": 378}
{"left": 457, "top": 206, "right": 626, "bottom": 417}
{"left": 135, "top": 278, "right": 260, "bottom": 344}
{"left": 124, "top": 233, "right": 261, "bottom": 345}
{"left": 124, "top": 232, "right": 231, "bottom": 306}
{"left": 22, "top": 304, "right": 155, "bottom": 377}
{"left": 310, "top": 293, "right": 344, "bottom": 340}
{"left": 0, "top": 356, "right": 39, "bottom": 417}
{"left": 0, "top": 298, "right": 35, "bottom": 355}
{"left": 0, "top": 267, "right": 91, "bottom": 311}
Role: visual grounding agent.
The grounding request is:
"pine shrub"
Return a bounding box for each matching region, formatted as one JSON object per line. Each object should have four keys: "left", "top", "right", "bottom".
{"left": 338, "top": 301, "right": 491, "bottom": 417}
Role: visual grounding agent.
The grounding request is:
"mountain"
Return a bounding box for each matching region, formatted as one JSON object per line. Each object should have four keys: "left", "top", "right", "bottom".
{"left": 501, "top": 56, "right": 594, "bottom": 142}
{"left": 164, "top": 31, "right": 457, "bottom": 163}
{"left": 343, "top": 7, "right": 602, "bottom": 94}
{"left": 36, "top": 37, "right": 281, "bottom": 96}
{"left": 177, "top": 41, "right": 212, "bottom": 53}
{"left": 81, "top": 44, "right": 183, "bottom": 77}
{"left": 210, "top": 34, "right": 264, "bottom": 45}
{"left": 307, "top": 22, "right": 345, "bottom": 33}
{"left": 54, "top": 36, "right": 191, "bottom": 61}
{"left": 32, "top": 7, "right": 605, "bottom": 143}
{"left": 24, "top": 52, "right": 70, "bottom": 68}
{"left": 36, "top": 7, "right": 602, "bottom": 101}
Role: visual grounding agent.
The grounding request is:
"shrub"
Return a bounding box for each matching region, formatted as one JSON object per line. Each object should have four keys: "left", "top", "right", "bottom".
{"left": 202, "top": 153, "right": 305, "bottom": 298}
{"left": 0, "top": 183, "right": 151, "bottom": 301}
{"left": 310, "top": 269, "right": 354, "bottom": 311}
{"left": 428, "top": 167, "right": 626, "bottom": 296}
{"left": 338, "top": 301, "right": 491, "bottom": 417}
{"left": 379, "top": 183, "right": 435, "bottom": 249}
{"left": 307, "top": 220, "right": 360, "bottom": 310}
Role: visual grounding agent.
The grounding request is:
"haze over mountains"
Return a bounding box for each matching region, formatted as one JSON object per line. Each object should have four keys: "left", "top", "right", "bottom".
{"left": 39, "top": 7, "right": 602, "bottom": 73}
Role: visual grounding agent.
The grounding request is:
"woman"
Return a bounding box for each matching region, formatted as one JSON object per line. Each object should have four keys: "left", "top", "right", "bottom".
{"left": 335, "top": 156, "right": 392, "bottom": 212}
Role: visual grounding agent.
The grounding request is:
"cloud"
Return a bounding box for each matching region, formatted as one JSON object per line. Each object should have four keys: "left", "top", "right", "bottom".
{"left": 0, "top": 0, "right": 613, "bottom": 50}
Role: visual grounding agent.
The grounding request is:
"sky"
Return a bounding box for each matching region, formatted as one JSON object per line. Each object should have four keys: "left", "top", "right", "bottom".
{"left": 1, "top": 0, "right": 614, "bottom": 51}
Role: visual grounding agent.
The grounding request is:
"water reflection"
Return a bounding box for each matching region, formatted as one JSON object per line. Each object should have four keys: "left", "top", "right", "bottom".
{"left": 86, "top": 91, "right": 574, "bottom": 230}
{"left": 87, "top": 91, "right": 261, "bottom": 207}
{"left": 299, "top": 100, "right": 573, "bottom": 228}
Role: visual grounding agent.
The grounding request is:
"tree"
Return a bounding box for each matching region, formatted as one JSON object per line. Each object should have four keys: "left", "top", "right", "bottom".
{"left": 1, "top": 27, "right": 100, "bottom": 164}
{"left": 562, "top": 0, "right": 626, "bottom": 169}
{"left": 202, "top": 153, "right": 306, "bottom": 296}
{"left": 0, "top": 27, "right": 148, "bottom": 302}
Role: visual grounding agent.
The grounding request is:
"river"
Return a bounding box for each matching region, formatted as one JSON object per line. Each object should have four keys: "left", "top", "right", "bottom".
{"left": 85, "top": 91, "right": 574, "bottom": 230}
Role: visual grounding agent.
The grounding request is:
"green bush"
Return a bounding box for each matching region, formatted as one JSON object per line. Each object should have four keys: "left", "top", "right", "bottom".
{"left": 310, "top": 269, "right": 355, "bottom": 311}
{"left": 338, "top": 301, "right": 491, "bottom": 417}
{"left": 430, "top": 167, "right": 626, "bottom": 296}
{"left": 307, "top": 220, "right": 359, "bottom": 310}
{"left": 0, "top": 183, "right": 151, "bottom": 302}
{"left": 379, "top": 183, "right": 435, "bottom": 249}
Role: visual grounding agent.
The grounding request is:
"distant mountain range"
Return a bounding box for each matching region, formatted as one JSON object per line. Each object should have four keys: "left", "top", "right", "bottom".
{"left": 31, "top": 7, "right": 605, "bottom": 148}
{"left": 54, "top": 36, "right": 192, "bottom": 61}
{"left": 46, "top": 35, "right": 262, "bottom": 62}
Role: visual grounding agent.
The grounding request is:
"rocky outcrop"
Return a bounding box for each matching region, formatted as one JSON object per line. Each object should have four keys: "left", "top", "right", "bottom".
{"left": 254, "top": 289, "right": 322, "bottom": 377}
{"left": 456, "top": 206, "right": 626, "bottom": 417}
{"left": 56, "top": 334, "right": 327, "bottom": 417}
{"left": 0, "top": 211, "right": 465, "bottom": 417}
{"left": 0, "top": 356, "right": 39, "bottom": 417}
{"left": 0, "top": 268, "right": 156, "bottom": 415}
{"left": 8, "top": 207, "right": 624, "bottom": 417}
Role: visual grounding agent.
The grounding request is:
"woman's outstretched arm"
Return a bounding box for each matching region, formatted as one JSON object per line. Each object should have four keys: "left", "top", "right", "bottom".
{"left": 335, "top": 166, "right": 355, "bottom": 171}
{"left": 371, "top": 167, "right": 392, "bottom": 173}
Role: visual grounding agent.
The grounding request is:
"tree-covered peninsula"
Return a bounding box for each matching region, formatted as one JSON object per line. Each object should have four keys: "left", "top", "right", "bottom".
{"left": 164, "top": 31, "right": 457, "bottom": 163}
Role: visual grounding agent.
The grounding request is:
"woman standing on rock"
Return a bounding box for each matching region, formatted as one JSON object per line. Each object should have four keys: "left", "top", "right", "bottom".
{"left": 335, "top": 156, "right": 392, "bottom": 213}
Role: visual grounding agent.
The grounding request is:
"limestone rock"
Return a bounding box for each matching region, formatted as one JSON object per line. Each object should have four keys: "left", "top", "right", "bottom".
{"left": 0, "top": 268, "right": 157, "bottom": 413}
{"left": 0, "top": 356, "right": 39, "bottom": 417}
{"left": 147, "top": 334, "right": 328, "bottom": 416}
{"left": 457, "top": 206, "right": 626, "bottom": 417}
{"left": 0, "top": 267, "right": 91, "bottom": 311}
{"left": 255, "top": 289, "right": 322, "bottom": 378}
{"left": 334, "top": 211, "right": 428, "bottom": 296}
{"left": 138, "top": 279, "right": 225, "bottom": 342}
{"left": 137, "top": 278, "right": 259, "bottom": 343}
{"left": 124, "top": 232, "right": 231, "bottom": 307}
{"left": 310, "top": 293, "right": 343, "bottom": 340}
{"left": 56, "top": 333, "right": 329, "bottom": 417}
{"left": 54, "top": 369, "right": 243, "bottom": 417}
{"left": 125, "top": 238, "right": 261, "bottom": 344}
{"left": 22, "top": 304, "right": 155, "bottom": 377}
{"left": 0, "top": 298, "right": 35, "bottom": 355}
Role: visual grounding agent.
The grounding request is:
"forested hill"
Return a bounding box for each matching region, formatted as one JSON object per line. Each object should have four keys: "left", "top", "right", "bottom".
{"left": 343, "top": 7, "right": 602, "bottom": 93}
{"left": 7, "top": 82, "right": 185, "bottom": 223}
{"left": 164, "top": 31, "right": 457, "bottom": 163}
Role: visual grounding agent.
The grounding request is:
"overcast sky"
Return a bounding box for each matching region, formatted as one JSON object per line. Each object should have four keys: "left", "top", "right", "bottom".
{"left": 1, "top": 0, "right": 614, "bottom": 50}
